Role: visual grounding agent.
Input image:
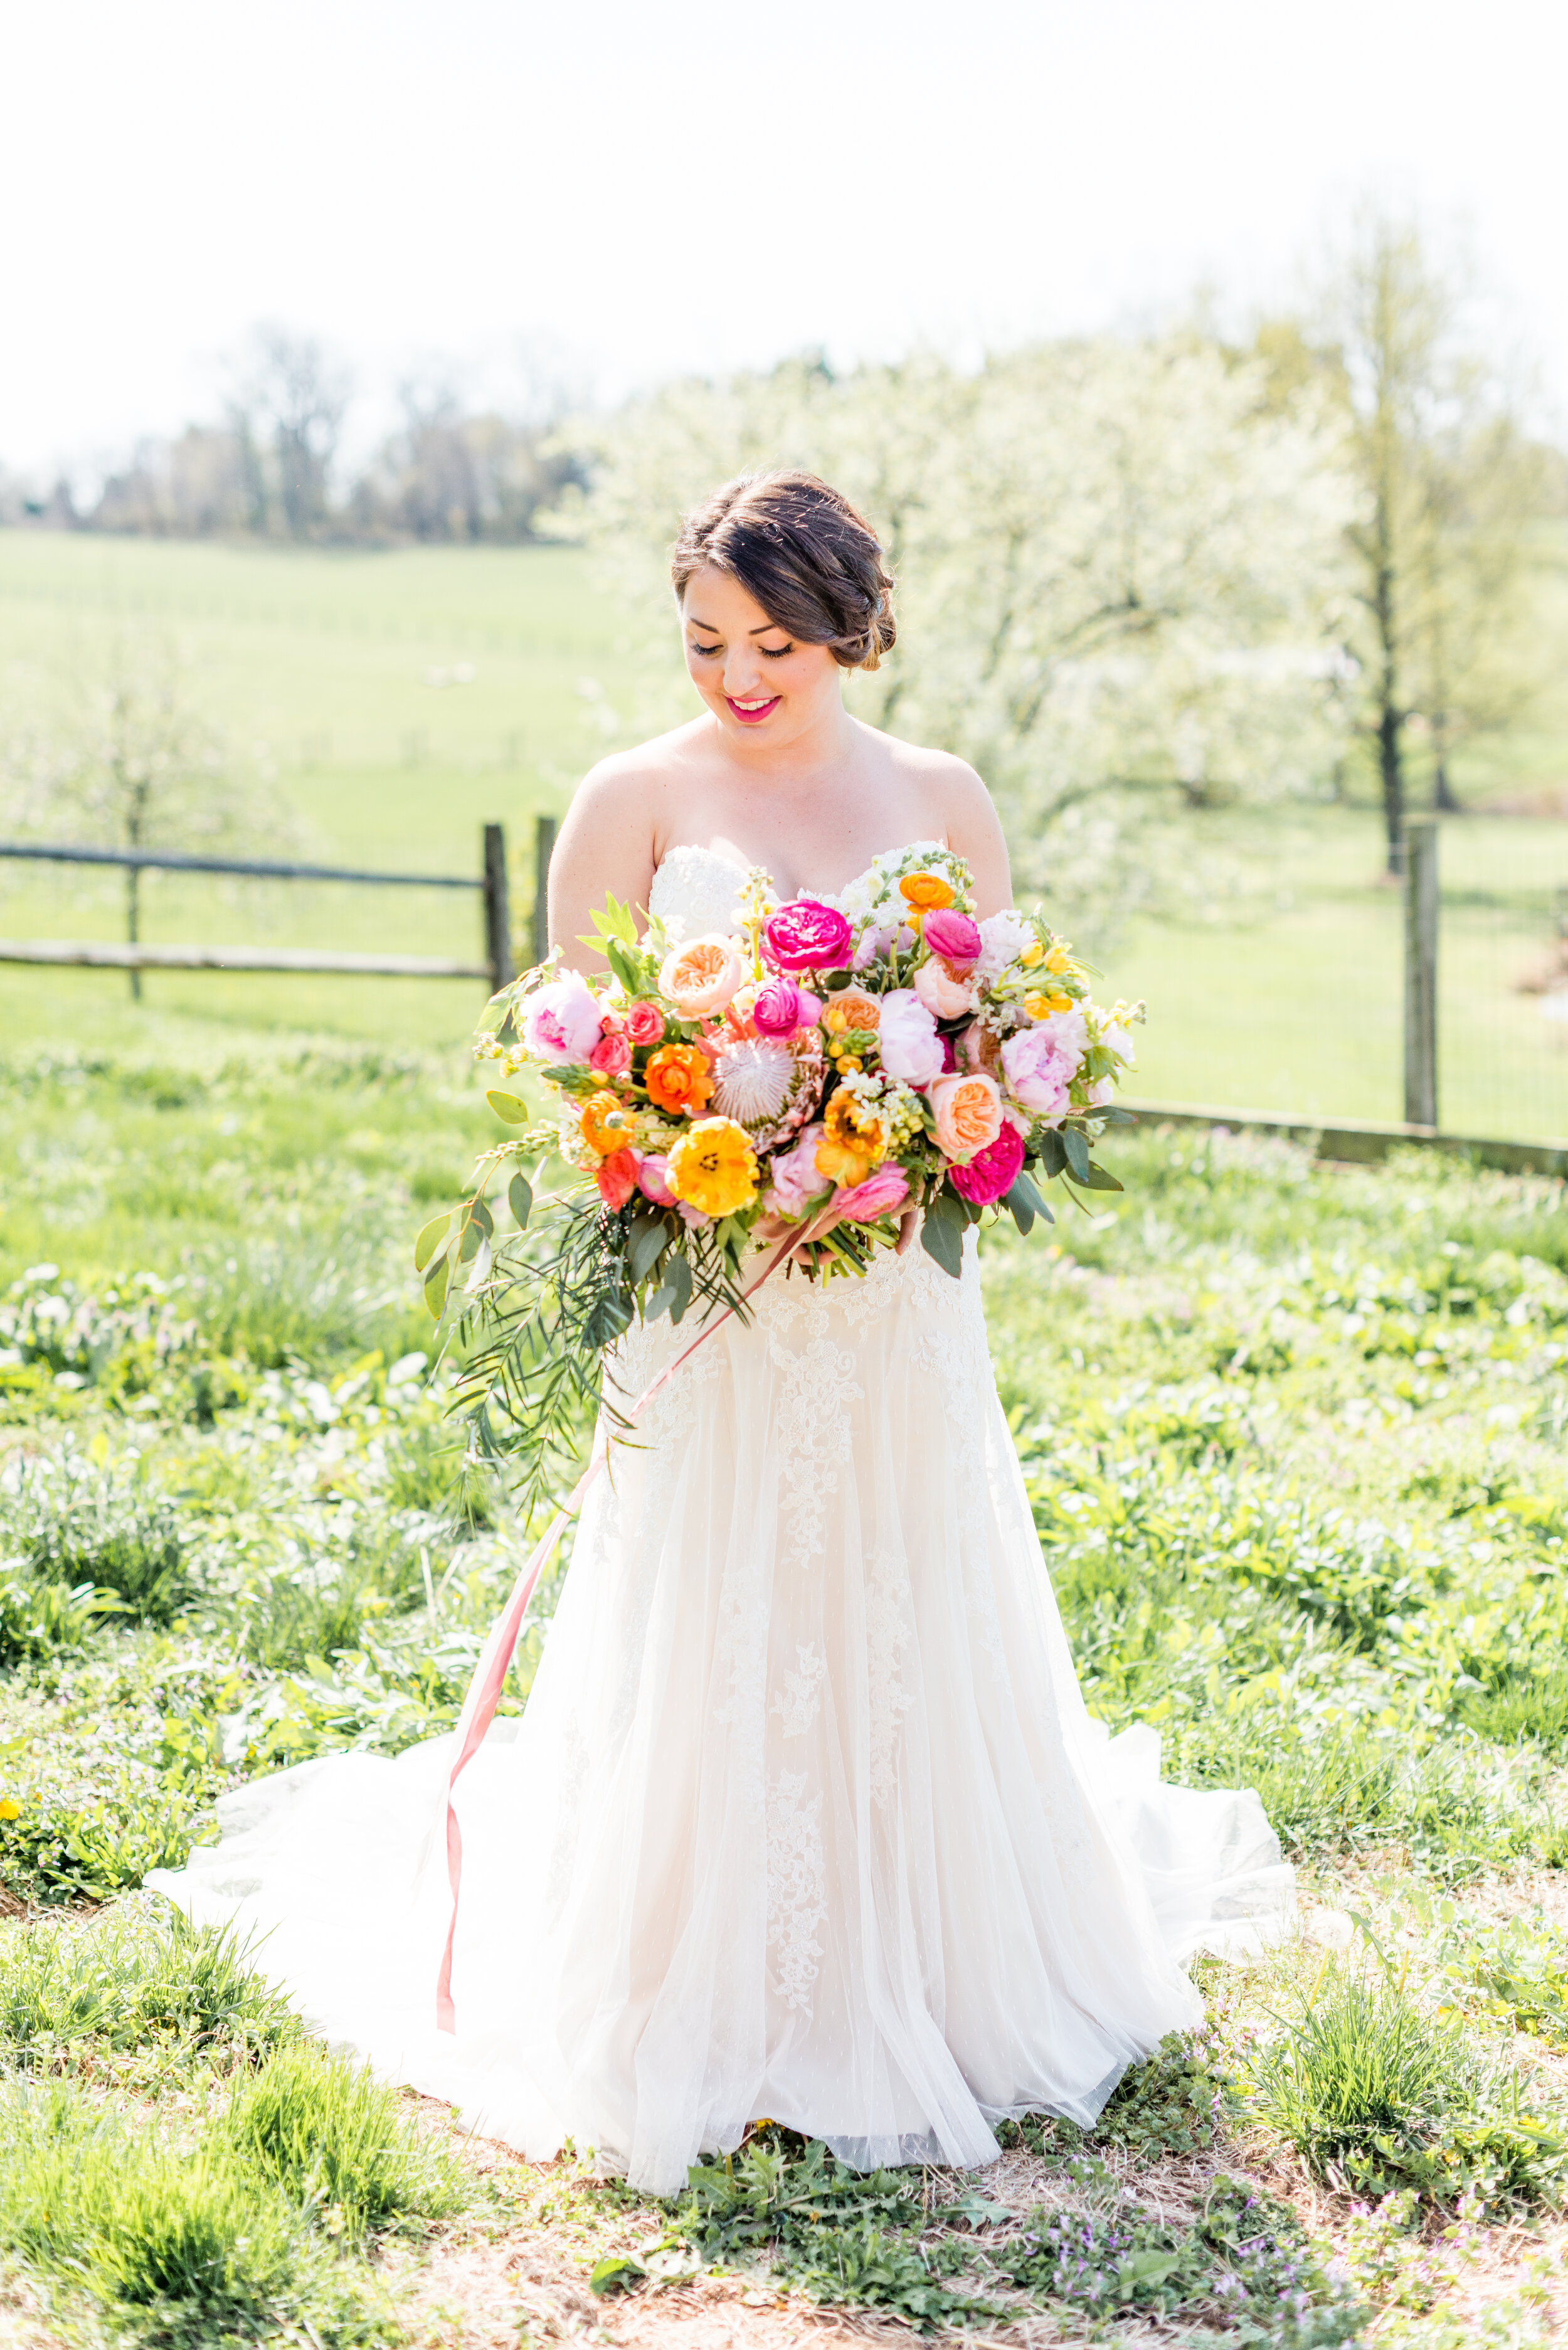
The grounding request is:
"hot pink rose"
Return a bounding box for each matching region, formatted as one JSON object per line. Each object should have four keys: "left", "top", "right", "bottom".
{"left": 763, "top": 1122, "right": 831, "bottom": 1218}
{"left": 751, "top": 975, "right": 824, "bottom": 1036}
{"left": 876, "top": 989, "right": 946, "bottom": 1085}
{"left": 921, "top": 908, "right": 982, "bottom": 967}
{"left": 914, "top": 955, "right": 978, "bottom": 1020}
{"left": 930, "top": 1069, "right": 1004, "bottom": 1162}
{"left": 763, "top": 898, "right": 852, "bottom": 973}
{"left": 595, "top": 1149, "right": 640, "bottom": 1210}
{"left": 637, "top": 1152, "right": 677, "bottom": 1206}
{"left": 834, "top": 1164, "right": 910, "bottom": 1221}
{"left": 589, "top": 1030, "right": 632, "bottom": 1077}
{"left": 1001, "top": 1026, "right": 1074, "bottom": 1117}
{"left": 521, "top": 972, "right": 605, "bottom": 1064}
{"left": 624, "top": 1001, "right": 665, "bottom": 1047}
{"left": 948, "top": 1122, "right": 1025, "bottom": 1204}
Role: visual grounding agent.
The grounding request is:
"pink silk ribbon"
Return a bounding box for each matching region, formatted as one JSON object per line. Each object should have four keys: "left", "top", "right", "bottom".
{"left": 434, "top": 1212, "right": 837, "bottom": 2031}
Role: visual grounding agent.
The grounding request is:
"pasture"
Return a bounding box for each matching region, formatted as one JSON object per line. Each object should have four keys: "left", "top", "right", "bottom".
{"left": 2, "top": 531, "right": 1568, "bottom": 2343}
{"left": 2, "top": 533, "right": 1567, "bottom": 1135}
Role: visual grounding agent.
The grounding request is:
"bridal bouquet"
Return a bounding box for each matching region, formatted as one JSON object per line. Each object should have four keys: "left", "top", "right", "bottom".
{"left": 416, "top": 844, "right": 1140, "bottom": 1504}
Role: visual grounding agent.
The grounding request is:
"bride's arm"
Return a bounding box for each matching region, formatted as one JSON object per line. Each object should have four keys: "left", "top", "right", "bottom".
{"left": 938, "top": 760, "right": 1013, "bottom": 918}
{"left": 546, "top": 757, "right": 660, "bottom": 971}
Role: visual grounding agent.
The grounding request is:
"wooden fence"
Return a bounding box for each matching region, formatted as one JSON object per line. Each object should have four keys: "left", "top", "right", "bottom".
{"left": 0, "top": 819, "right": 562, "bottom": 996}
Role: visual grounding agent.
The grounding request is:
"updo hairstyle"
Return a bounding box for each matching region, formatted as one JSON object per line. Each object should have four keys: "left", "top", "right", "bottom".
{"left": 670, "top": 471, "right": 896, "bottom": 673}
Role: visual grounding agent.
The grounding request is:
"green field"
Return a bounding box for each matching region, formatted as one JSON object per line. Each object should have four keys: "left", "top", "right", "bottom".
{"left": 3, "top": 531, "right": 1567, "bottom": 1136}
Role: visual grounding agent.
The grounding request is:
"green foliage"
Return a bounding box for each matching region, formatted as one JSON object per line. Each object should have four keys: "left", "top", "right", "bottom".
{"left": 5, "top": 1452, "right": 195, "bottom": 1624}
{"left": 1247, "top": 1957, "right": 1568, "bottom": 2211}
{"left": 999, "top": 2028, "right": 1232, "bottom": 2160}
{"left": 1005, "top": 2161, "right": 1359, "bottom": 2342}
{"left": 0, "top": 1907, "right": 299, "bottom": 2082}
{"left": 223, "top": 2039, "right": 462, "bottom": 2236}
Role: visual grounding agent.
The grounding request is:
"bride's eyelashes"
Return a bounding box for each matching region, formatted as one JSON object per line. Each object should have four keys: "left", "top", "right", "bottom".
{"left": 691, "top": 639, "right": 721, "bottom": 659}
{"left": 689, "top": 639, "right": 793, "bottom": 661}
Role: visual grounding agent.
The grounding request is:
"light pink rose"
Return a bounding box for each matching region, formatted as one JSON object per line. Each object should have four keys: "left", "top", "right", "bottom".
{"left": 930, "top": 1070, "right": 1004, "bottom": 1162}
{"left": 522, "top": 972, "right": 605, "bottom": 1064}
{"left": 877, "top": 989, "right": 945, "bottom": 1085}
{"left": 1001, "top": 1026, "right": 1075, "bottom": 1117}
{"left": 637, "top": 1152, "right": 677, "bottom": 1206}
{"left": 659, "top": 934, "right": 744, "bottom": 1016}
{"left": 763, "top": 1122, "right": 831, "bottom": 1218}
{"left": 914, "top": 955, "right": 978, "bottom": 1020}
{"left": 921, "top": 908, "right": 982, "bottom": 967}
{"left": 834, "top": 1164, "right": 910, "bottom": 1221}
{"left": 589, "top": 1030, "right": 632, "bottom": 1077}
{"left": 1086, "top": 1074, "right": 1116, "bottom": 1105}
{"left": 624, "top": 1000, "right": 665, "bottom": 1047}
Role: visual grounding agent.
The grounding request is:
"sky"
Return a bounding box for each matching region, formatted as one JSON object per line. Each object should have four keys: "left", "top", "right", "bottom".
{"left": 3, "top": 0, "right": 1565, "bottom": 482}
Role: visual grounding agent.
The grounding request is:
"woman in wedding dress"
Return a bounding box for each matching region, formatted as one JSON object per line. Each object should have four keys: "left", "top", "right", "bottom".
{"left": 151, "top": 471, "right": 1292, "bottom": 2196}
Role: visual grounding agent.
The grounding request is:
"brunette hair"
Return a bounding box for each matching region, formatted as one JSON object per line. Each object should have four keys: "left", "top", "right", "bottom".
{"left": 670, "top": 471, "right": 896, "bottom": 672}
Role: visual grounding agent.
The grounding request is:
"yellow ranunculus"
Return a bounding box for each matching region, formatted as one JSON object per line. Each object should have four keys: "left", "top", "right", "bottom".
{"left": 580, "top": 1092, "right": 636, "bottom": 1157}
{"left": 667, "top": 1117, "right": 758, "bottom": 1218}
{"left": 1022, "top": 991, "right": 1051, "bottom": 1020}
{"left": 1044, "top": 989, "right": 1074, "bottom": 1013}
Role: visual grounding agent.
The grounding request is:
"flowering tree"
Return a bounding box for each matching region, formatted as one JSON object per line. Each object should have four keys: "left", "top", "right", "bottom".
{"left": 558, "top": 341, "right": 1361, "bottom": 937}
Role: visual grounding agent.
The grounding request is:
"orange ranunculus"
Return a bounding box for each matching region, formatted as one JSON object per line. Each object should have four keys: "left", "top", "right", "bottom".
{"left": 595, "top": 1148, "right": 640, "bottom": 1210}
{"left": 814, "top": 1085, "right": 888, "bottom": 1186}
{"left": 580, "top": 1091, "right": 637, "bottom": 1157}
{"left": 899, "top": 871, "right": 956, "bottom": 913}
{"left": 824, "top": 988, "right": 882, "bottom": 1036}
{"left": 644, "top": 1040, "right": 714, "bottom": 1117}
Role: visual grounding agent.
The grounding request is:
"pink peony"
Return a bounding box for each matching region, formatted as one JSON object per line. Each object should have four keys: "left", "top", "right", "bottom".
{"left": 930, "top": 1069, "right": 1004, "bottom": 1161}
{"left": 973, "top": 910, "right": 1032, "bottom": 982}
{"left": 636, "top": 1152, "right": 677, "bottom": 1206}
{"left": 913, "top": 954, "right": 978, "bottom": 1020}
{"left": 1001, "top": 1026, "right": 1075, "bottom": 1117}
{"left": 1086, "top": 1074, "right": 1116, "bottom": 1106}
{"left": 624, "top": 1000, "right": 665, "bottom": 1047}
{"left": 921, "top": 908, "right": 982, "bottom": 967}
{"left": 659, "top": 934, "right": 745, "bottom": 1017}
{"left": 595, "top": 1149, "right": 640, "bottom": 1210}
{"left": 949, "top": 1123, "right": 1025, "bottom": 1204}
{"left": 763, "top": 898, "right": 853, "bottom": 973}
{"left": 589, "top": 1030, "right": 632, "bottom": 1077}
{"left": 1030, "top": 1005, "right": 1089, "bottom": 1069}
{"left": 763, "top": 1122, "right": 831, "bottom": 1218}
{"left": 751, "top": 975, "right": 824, "bottom": 1036}
{"left": 834, "top": 1164, "right": 911, "bottom": 1221}
{"left": 522, "top": 972, "right": 605, "bottom": 1064}
{"left": 851, "top": 922, "right": 898, "bottom": 970}
{"left": 877, "top": 988, "right": 946, "bottom": 1085}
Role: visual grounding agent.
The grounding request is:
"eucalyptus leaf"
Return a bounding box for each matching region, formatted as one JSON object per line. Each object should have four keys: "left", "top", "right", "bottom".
{"left": 1083, "top": 1162, "right": 1125, "bottom": 1192}
{"left": 507, "top": 1171, "right": 533, "bottom": 1231}
{"left": 921, "top": 1191, "right": 967, "bottom": 1279}
{"left": 484, "top": 1090, "right": 529, "bottom": 1125}
{"left": 423, "top": 1254, "right": 450, "bottom": 1319}
{"left": 413, "top": 1211, "right": 452, "bottom": 1273}
{"left": 1037, "top": 1130, "right": 1067, "bottom": 1178}
{"left": 1063, "top": 1126, "right": 1092, "bottom": 1183}
{"left": 470, "top": 1196, "right": 494, "bottom": 1238}
{"left": 628, "top": 1213, "right": 669, "bottom": 1287}
{"left": 458, "top": 1212, "right": 484, "bottom": 1263}
{"left": 667, "top": 1250, "right": 694, "bottom": 1325}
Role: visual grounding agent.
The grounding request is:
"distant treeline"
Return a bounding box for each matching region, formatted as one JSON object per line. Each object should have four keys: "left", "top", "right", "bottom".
{"left": 0, "top": 328, "right": 585, "bottom": 546}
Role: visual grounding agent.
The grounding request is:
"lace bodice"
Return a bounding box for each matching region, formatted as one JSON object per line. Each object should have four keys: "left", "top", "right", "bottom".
{"left": 646, "top": 845, "right": 751, "bottom": 938}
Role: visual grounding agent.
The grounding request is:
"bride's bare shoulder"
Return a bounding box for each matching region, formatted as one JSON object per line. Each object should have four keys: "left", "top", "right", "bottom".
{"left": 856, "top": 720, "right": 991, "bottom": 819}
{"left": 568, "top": 720, "right": 711, "bottom": 839}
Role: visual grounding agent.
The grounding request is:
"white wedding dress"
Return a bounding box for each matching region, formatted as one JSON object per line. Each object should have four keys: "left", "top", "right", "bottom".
{"left": 150, "top": 845, "right": 1293, "bottom": 2194}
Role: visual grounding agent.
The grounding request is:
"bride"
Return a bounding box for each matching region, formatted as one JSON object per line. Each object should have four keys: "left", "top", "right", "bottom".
{"left": 152, "top": 471, "right": 1292, "bottom": 2194}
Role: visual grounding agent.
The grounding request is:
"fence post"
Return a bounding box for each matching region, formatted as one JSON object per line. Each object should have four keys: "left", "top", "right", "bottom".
{"left": 482, "top": 824, "right": 513, "bottom": 996}
{"left": 532, "top": 814, "right": 558, "bottom": 970}
{"left": 1403, "top": 817, "right": 1439, "bottom": 1129}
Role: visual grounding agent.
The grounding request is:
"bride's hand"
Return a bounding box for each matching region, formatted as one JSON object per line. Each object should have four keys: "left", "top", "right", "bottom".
{"left": 894, "top": 1208, "right": 919, "bottom": 1257}
{"left": 753, "top": 1206, "right": 844, "bottom": 1262}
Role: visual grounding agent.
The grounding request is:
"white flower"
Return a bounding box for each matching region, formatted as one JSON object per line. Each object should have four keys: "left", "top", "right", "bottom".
{"left": 974, "top": 910, "right": 1032, "bottom": 983}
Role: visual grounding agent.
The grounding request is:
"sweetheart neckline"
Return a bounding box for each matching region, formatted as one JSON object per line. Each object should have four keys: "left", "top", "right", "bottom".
{"left": 650, "top": 839, "right": 945, "bottom": 903}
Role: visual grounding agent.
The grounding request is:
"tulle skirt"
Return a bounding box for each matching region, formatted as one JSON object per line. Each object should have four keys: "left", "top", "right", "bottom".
{"left": 151, "top": 1234, "right": 1293, "bottom": 2194}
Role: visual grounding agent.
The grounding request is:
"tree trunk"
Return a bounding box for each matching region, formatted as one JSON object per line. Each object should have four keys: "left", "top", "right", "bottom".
{"left": 1431, "top": 715, "right": 1463, "bottom": 811}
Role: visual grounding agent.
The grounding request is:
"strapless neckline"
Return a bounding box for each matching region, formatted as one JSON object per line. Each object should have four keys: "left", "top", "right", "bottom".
{"left": 650, "top": 839, "right": 944, "bottom": 905}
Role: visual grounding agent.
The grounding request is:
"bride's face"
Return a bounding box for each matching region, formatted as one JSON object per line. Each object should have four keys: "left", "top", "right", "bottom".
{"left": 681, "top": 565, "right": 842, "bottom": 745}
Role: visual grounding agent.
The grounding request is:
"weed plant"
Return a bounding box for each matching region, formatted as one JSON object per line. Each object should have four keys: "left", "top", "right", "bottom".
{"left": 223, "top": 2041, "right": 462, "bottom": 2238}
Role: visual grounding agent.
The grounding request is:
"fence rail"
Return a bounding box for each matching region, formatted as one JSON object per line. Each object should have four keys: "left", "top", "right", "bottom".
{"left": 0, "top": 822, "right": 516, "bottom": 994}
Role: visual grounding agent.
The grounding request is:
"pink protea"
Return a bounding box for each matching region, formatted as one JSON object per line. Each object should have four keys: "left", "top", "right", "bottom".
{"left": 709, "top": 1028, "right": 825, "bottom": 1151}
